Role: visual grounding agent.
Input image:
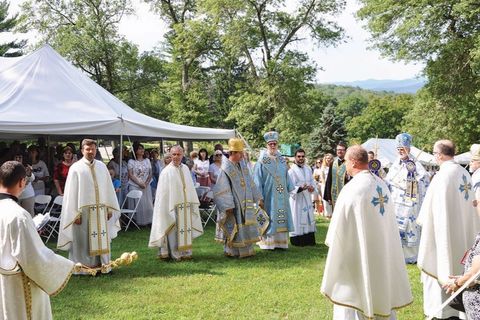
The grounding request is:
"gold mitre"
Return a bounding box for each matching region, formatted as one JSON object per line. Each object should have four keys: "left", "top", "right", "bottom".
{"left": 228, "top": 138, "right": 245, "bottom": 152}
{"left": 471, "top": 144, "right": 480, "bottom": 161}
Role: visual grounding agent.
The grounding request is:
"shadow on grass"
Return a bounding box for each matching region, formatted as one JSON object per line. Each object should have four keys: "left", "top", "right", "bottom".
{"left": 52, "top": 218, "right": 330, "bottom": 280}
{"left": 101, "top": 217, "right": 332, "bottom": 279}
{"left": 52, "top": 217, "right": 333, "bottom": 319}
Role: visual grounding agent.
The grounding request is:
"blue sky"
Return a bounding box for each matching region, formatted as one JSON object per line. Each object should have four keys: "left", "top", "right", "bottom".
{"left": 6, "top": 0, "right": 425, "bottom": 83}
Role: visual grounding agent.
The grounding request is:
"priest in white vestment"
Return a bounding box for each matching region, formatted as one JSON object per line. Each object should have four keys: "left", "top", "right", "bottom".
{"left": 288, "top": 148, "right": 316, "bottom": 246}
{"left": 1, "top": 161, "right": 74, "bottom": 319}
{"left": 57, "top": 139, "right": 120, "bottom": 275}
{"left": 321, "top": 146, "right": 412, "bottom": 320}
{"left": 149, "top": 145, "right": 203, "bottom": 261}
{"left": 417, "top": 139, "right": 480, "bottom": 319}
{"left": 385, "top": 133, "right": 427, "bottom": 264}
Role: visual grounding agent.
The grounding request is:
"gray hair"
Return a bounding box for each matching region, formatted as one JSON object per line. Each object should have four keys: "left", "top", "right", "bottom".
{"left": 170, "top": 145, "right": 184, "bottom": 154}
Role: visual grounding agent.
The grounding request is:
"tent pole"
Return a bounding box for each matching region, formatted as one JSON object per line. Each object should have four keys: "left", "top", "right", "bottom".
{"left": 119, "top": 134, "right": 124, "bottom": 205}
{"left": 127, "top": 136, "right": 136, "bottom": 160}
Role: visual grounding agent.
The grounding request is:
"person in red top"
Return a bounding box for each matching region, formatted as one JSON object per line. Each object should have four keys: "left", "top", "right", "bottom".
{"left": 53, "top": 146, "right": 75, "bottom": 196}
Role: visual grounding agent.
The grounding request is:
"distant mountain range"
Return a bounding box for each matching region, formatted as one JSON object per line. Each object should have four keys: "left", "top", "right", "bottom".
{"left": 330, "top": 77, "right": 426, "bottom": 94}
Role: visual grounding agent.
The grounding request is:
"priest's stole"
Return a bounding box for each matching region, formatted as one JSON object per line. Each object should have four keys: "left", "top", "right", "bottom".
{"left": 87, "top": 205, "right": 110, "bottom": 256}
{"left": 175, "top": 203, "right": 194, "bottom": 251}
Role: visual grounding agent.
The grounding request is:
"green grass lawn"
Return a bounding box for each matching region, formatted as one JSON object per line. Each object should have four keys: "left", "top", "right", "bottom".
{"left": 51, "top": 217, "right": 423, "bottom": 319}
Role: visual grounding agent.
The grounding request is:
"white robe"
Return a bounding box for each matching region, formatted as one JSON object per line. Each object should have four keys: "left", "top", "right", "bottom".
{"left": 385, "top": 158, "right": 427, "bottom": 263}
{"left": 321, "top": 170, "right": 412, "bottom": 319}
{"left": 1, "top": 197, "right": 74, "bottom": 320}
{"left": 288, "top": 164, "right": 316, "bottom": 237}
{"left": 149, "top": 163, "right": 203, "bottom": 255}
{"left": 57, "top": 158, "right": 120, "bottom": 268}
{"left": 417, "top": 160, "right": 480, "bottom": 319}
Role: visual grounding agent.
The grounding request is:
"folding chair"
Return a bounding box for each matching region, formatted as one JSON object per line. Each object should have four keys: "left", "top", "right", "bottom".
{"left": 196, "top": 186, "right": 217, "bottom": 227}
{"left": 43, "top": 195, "right": 63, "bottom": 243}
{"left": 34, "top": 194, "right": 52, "bottom": 215}
{"left": 34, "top": 212, "right": 50, "bottom": 236}
{"left": 120, "top": 190, "right": 142, "bottom": 231}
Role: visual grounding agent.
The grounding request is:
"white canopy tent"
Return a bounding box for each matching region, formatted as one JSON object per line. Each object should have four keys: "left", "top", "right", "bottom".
{"left": 454, "top": 152, "right": 471, "bottom": 165}
{"left": 362, "top": 138, "right": 436, "bottom": 168}
{"left": 0, "top": 45, "right": 235, "bottom": 140}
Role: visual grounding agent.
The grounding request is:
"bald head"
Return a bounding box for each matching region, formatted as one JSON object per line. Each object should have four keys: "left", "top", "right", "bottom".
{"left": 433, "top": 139, "right": 455, "bottom": 165}
{"left": 346, "top": 145, "right": 368, "bottom": 164}
{"left": 434, "top": 140, "right": 455, "bottom": 157}
{"left": 345, "top": 145, "right": 369, "bottom": 176}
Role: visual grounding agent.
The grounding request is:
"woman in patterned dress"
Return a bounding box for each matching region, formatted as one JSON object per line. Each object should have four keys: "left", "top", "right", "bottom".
{"left": 443, "top": 234, "right": 480, "bottom": 319}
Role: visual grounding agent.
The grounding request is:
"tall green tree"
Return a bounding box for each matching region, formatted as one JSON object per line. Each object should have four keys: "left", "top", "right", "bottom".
{"left": 0, "top": 0, "right": 25, "bottom": 56}
{"left": 206, "top": 0, "right": 346, "bottom": 145}
{"left": 403, "top": 89, "right": 480, "bottom": 153}
{"left": 20, "top": 0, "right": 168, "bottom": 116}
{"left": 20, "top": 0, "right": 134, "bottom": 93}
{"left": 144, "top": 0, "right": 221, "bottom": 126}
{"left": 357, "top": 0, "right": 480, "bottom": 148}
{"left": 305, "top": 100, "right": 346, "bottom": 159}
{"left": 113, "top": 45, "right": 169, "bottom": 118}
{"left": 144, "top": 0, "right": 345, "bottom": 133}
{"left": 336, "top": 94, "right": 369, "bottom": 123}
{"left": 346, "top": 94, "right": 412, "bottom": 143}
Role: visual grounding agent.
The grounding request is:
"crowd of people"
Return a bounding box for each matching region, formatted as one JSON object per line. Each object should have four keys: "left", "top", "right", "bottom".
{"left": 2, "top": 132, "right": 480, "bottom": 319}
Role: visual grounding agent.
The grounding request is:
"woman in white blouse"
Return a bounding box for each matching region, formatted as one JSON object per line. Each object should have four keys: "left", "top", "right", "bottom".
{"left": 28, "top": 145, "right": 50, "bottom": 196}
{"left": 194, "top": 148, "right": 210, "bottom": 186}
{"left": 209, "top": 150, "right": 223, "bottom": 185}
{"left": 128, "top": 143, "right": 154, "bottom": 226}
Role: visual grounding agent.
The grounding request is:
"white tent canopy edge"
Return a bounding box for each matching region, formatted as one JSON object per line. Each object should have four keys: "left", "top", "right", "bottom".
{"left": 0, "top": 45, "right": 235, "bottom": 141}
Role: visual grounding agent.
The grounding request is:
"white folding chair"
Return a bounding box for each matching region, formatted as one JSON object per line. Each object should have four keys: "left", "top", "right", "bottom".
{"left": 196, "top": 186, "right": 217, "bottom": 227}
{"left": 34, "top": 194, "right": 52, "bottom": 215}
{"left": 43, "top": 195, "right": 63, "bottom": 243}
{"left": 120, "top": 190, "right": 142, "bottom": 231}
{"left": 34, "top": 212, "right": 50, "bottom": 235}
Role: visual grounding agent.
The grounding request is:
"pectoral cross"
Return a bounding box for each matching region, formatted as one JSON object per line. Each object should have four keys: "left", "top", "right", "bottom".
{"left": 371, "top": 185, "right": 389, "bottom": 216}
{"left": 459, "top": 174, "right": 472, "bottom": 200}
